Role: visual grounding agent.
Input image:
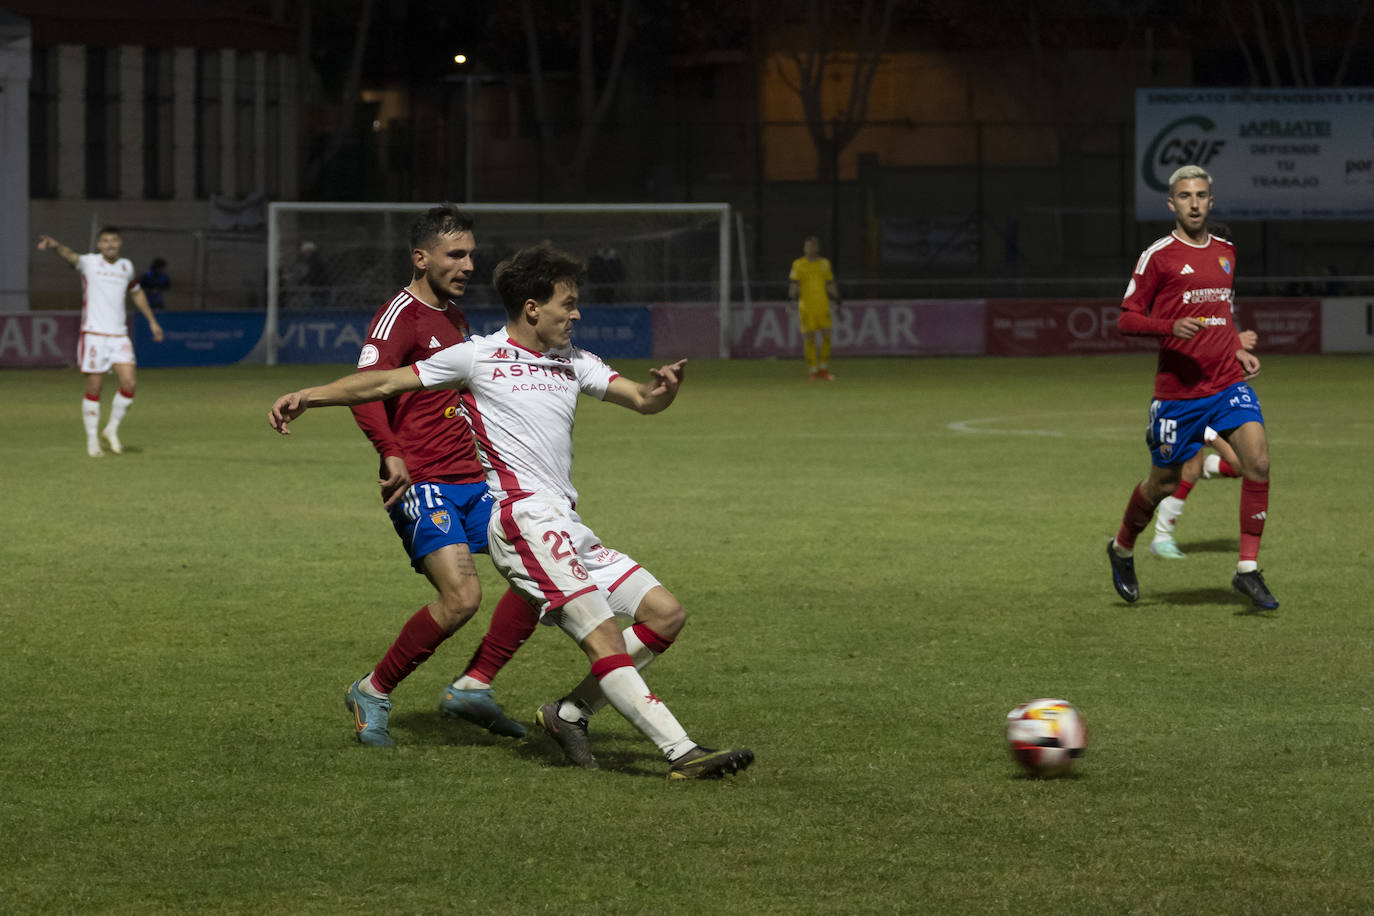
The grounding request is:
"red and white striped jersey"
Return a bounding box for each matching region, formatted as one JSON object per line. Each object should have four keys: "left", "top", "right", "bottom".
{"left": 412, "top": 330, "right": 619, "bottom": 508}
{"left": 77, "top": 254, "right": 139, "bottom": 335}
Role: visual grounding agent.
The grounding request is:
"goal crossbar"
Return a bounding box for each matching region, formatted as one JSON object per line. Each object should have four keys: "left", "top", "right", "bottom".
{"left": 265, "top": 202, "right": 733, "bottom": 364}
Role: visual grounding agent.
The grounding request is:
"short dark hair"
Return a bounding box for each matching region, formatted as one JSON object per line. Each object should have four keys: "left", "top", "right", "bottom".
{"left": 98, "top": 226, "right": 121, "bottom": 237}
{"left": 151, "top": 257, "right": 167, "bottom": 270}
{"left": 409, "top": 206, "right": 474, "bottom": 251}
{"left": 493, "top": 243, "right": 586, "bottom": 319}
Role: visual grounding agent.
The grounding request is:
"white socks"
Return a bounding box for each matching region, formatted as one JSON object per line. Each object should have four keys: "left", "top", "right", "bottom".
{"left": 358, "top": 674, "right": 388, "bottom": 698}
{"left": 561, "top": 627, "right": 659, "bottom": 718}
{"left": 594, "top": 665, "right": 693, "bottom": 759}
{"left": 107, "top": 391, "right": 133, "bottom": 432}
{"left": 1153, "top": 495, "right": 1185, "bottom": 542}
{"left": 82, "top": 398, "right": 101, "bottom": 455}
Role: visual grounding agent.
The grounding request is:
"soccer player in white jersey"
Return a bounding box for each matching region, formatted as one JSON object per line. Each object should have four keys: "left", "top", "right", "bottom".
{"left": 270, "top": 244, "right": 753, "bottom": 780}
{"left": 38, "top": 227, "right": 164, "bottom": 456}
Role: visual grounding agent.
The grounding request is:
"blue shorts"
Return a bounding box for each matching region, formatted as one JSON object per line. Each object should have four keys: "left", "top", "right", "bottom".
{"left": 1146, "top": 382, "right": 1265, "bottom": 467}
{"left": 388, "top": 481, "right": 493, "bottom": 572}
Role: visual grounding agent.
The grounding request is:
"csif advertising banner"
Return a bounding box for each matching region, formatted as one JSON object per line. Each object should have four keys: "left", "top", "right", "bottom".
{"left": 1135, "top": 88, "right": 1374, "bottom": 220}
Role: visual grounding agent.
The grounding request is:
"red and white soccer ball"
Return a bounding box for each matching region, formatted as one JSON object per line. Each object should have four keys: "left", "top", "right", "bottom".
{"left": 1005, "top": 698, "right": 1087, "bottom": 777}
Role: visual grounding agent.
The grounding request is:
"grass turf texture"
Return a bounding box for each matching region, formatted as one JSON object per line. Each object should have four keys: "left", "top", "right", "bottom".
{"left": 2, "top": 354, "right": 1372, "bottom": 914}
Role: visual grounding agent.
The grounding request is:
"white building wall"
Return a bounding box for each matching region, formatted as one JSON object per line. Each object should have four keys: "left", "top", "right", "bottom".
{"left": 29, "top": 42, "right": 300, "bottom": 311}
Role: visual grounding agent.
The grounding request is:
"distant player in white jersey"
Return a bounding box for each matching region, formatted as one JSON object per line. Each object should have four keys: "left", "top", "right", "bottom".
{"left": 38, "top": 227, "right": 164, "bottom": 456}
{"left": 269, "top": 243, "right": 754, "bottom": 780}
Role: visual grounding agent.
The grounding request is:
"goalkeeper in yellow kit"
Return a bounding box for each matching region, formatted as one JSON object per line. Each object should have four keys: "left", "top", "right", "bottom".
{"left": 788, "top": 235, "right": 840, "bottom": 381}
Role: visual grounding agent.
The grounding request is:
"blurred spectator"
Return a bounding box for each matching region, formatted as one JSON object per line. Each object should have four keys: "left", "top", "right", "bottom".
{"left": 139, "top": 257, "right": 170, "bottom": 309}
{"left": 288, "top": 241, "right": 328, "bottom": 308}
{"left": 588, "top": 247, "right": 625, "bottom": 303}
{"left": 1324, "top": 265, "right": 1343, "bottom": 296}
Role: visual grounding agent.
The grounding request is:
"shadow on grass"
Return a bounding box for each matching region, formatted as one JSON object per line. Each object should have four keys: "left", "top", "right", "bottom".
{"left": 1145, "top": 587, "right": 1279, "bottom": 618}
{"left": 1173, "top": 537, "right": 1236, "bottom": 555}
{"left": 391, "top": 711, "right": 665, "bottom": 777}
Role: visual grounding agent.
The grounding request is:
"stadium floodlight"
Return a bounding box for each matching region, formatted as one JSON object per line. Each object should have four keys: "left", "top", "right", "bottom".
{"left": 265, "top": 202, "right": 734, "bottom": 364}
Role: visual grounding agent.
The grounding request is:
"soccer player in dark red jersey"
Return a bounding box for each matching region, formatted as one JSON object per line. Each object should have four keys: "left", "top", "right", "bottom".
{"left": 342, "top": 207, "right": 536, "bottom": 745}
{"left": 1106, "top": 166, "right": 1278, "bottom": 610}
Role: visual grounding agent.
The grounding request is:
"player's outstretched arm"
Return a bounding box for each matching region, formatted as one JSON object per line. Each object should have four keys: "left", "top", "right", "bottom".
{"left": 269, "top": 366, "right": 422, "bottom": 435}
{"left": 1239, "top": 328, "right": 1258, "bottom": 350}
{"left": 36, "top": 235, "right": 80, "bottom": 267}
{"left": 603, "top": 359, "right": 688, "bottom": 414}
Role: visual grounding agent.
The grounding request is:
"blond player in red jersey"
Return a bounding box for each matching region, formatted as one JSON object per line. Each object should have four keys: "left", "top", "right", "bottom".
{"left": 38, "top": 227, "right": 164, "bottom": 456}
{"left": 1105, "top": 165, "right": 1277, "bottom": 610}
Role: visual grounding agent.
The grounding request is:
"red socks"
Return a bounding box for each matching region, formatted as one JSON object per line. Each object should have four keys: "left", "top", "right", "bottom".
{"left": 630, "top": 622, "right": 674, "bottom": 655}
{"left": 462, "top": 588, "right": 539, "bottom": 685}
{"left": 1171, "top": 479, "right": 1195, "bottom": 501}
{"left": 1115, "top": 484, "right": 1157, "bottom": 550}
{"left": 590, "top": 653, "right": 634, "bottom": 680}
{"left": 371, "top": 605, "right": 448, "bottom": 695}
{"left": 1239, "top": 479, "right": 1269, "bottom": 563}
{"left": 1217, "top": 458, "right": 1239, "bottom": 478}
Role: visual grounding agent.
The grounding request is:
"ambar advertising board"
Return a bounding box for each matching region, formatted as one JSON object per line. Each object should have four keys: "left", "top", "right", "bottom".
{"left": 1136, "top": 88, "right": 1374, "bottom": 219}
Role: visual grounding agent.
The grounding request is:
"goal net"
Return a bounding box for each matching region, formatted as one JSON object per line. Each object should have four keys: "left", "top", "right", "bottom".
{"left": 266, "top": 202, "right": 734, "bottom": 363}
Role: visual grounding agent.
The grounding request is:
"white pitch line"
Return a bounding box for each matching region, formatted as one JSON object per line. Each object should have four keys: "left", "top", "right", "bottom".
{"left": 947, "top": 417, "right": 1066, "bottom": 437}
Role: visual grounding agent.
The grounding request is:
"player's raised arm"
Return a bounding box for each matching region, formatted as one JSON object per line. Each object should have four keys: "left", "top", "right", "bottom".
{"left": 37, "top": 235, "right": 80, "bottom": 268}
{"left": 603, "top": 359, "right": 688, "bottom": 415}
{"left": 269, "top": 366, "right": 423, "bottom": 434}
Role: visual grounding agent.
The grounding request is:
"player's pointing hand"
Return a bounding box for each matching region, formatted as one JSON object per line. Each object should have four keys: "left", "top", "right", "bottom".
{"left": 648, "top": 358, "right": 688, "bottom": 394}
{"left": 269, "top": 392, "right": 308, "bottom": 434}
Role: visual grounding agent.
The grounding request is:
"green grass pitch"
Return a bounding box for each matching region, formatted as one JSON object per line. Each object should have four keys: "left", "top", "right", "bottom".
{"left": 2, "top": 354, "right": 1372, "bottom": 914}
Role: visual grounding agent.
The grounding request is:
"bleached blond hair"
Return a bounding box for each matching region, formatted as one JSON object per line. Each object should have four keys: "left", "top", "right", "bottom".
{"left": 1168, "top": 165, "right": 1213, "bottom": 191}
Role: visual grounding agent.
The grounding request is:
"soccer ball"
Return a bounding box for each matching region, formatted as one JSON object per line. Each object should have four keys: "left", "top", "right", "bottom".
{"left": 1005, "top": 698, "right": 1087, "bottom": 777}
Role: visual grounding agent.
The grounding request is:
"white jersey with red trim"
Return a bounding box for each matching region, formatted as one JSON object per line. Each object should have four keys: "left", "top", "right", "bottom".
{"left": 77, "top": 254, "right": 139, "bottom": 335}
{"left": 412, "top": 330, "right": 619, "bottom": 508}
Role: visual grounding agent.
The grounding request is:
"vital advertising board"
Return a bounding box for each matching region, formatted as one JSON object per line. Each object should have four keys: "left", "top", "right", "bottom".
{"left": 1136, "top": 88, "right": 1374, "bottom": 219}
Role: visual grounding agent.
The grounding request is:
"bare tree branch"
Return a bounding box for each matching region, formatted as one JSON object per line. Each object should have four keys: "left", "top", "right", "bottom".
{"left": 520, "top": 0, "right": 637, "bottom": 192}
{"left": 1270, "top": 0, "right": 1304, "bottom": 86}
{"left": 1221, "top": 0, "right": 1262, "bottom": 85}
{"left": 1288, "top": 0, "right": 1315, "bottom": 86}
{"left": 1249, "top": 0, "right": 1281, "bottom": 85}
{"left": 302, "top": 0, "right": 376, "bottom": 192}
{"left": 1332, "top": 0, "right": 1369, "bottom": 85}
{"left": 778, "top": 0, "right": 903, "bottom": 179}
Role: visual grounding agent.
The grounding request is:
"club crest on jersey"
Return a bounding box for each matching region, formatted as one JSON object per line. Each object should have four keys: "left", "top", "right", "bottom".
{"left": 429, "top": 509, "right": 452, "bottom": 533}
{"left": 1218, "top": 256, "right": 1232, "bottom": 274}
{"left": 1159, "top": 443, "right": 1173, "bottom": 459}
{"left": 357, "top": 344, "right": 380, "bottom": 368}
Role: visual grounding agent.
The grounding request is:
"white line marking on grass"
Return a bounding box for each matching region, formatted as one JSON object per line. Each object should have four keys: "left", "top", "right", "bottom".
{"left": 948, "top": 417, "right": 1065, "bottom": 437}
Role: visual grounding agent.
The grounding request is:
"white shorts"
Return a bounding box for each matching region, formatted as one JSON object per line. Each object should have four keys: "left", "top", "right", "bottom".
{"left": 78, "top": 333, "right": 135, "bottom": 374}
{"left": 488, "top": 493, "right": 661, "bottom": 642}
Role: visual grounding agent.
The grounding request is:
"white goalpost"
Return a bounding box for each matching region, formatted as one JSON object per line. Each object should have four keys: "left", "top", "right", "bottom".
{"left": 265, "top": 201, "right": 735, "bottom": 364}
